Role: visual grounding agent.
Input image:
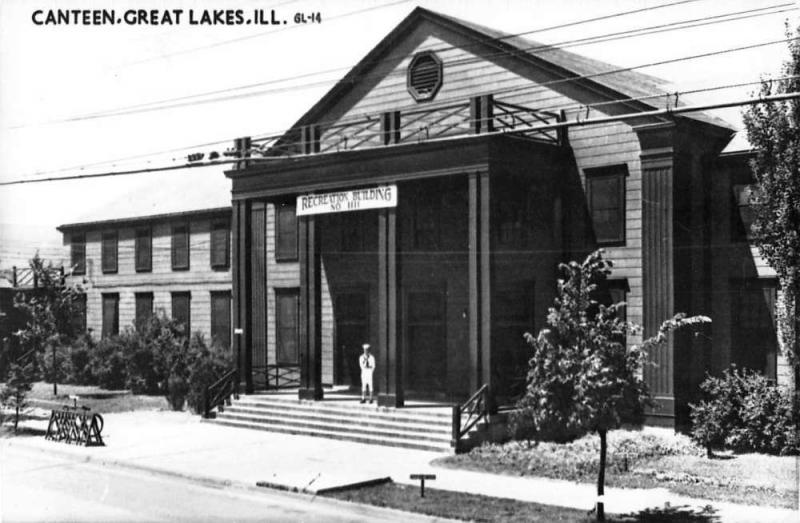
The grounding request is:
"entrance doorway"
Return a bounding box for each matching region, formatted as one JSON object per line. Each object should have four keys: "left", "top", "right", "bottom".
{"left": 404, "top": 288, "right": 447, "bottom": 395}
{"left": 334, "top": 290, "right": 370, "bottom": 389}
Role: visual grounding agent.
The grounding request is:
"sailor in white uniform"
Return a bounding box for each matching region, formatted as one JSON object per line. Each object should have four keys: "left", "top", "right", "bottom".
{"left": 359, "top": 343, "right": 375, "bottom": 404}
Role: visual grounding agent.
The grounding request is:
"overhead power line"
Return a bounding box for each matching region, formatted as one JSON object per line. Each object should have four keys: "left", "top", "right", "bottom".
{"left": 15, "top": 0, "right": 714, "bottom": 127}
{"left": 7, "top": 73, "right": 799, "bottom": 183}
{"left": 43, "top": 3, "right": 795, "bottom": 130}
{"left": 2, "top": 91, "right": 798, "bottom": 187}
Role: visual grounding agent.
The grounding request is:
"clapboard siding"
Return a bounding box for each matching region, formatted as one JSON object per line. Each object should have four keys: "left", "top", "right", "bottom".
{"left": 63, "top": 212, "right": 232, "bottom": 341}
{"left": 265, "top": 203, "right": 333, "bottom": 384}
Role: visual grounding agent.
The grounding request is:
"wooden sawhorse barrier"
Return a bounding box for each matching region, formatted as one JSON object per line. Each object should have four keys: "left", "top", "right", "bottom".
{"left": 45, "top": 406, "right": 104, "bottom": 446}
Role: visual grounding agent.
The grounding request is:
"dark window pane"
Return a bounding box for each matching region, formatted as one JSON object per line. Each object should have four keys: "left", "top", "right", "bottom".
{"left": 101, "top": 293, "right": 119, "bottom": 338}
{"left": 210, "top": 291, "right": 232, "bottom": 350}
{"left": 586, "top": 166, "right": 626, "bottom": 244}
{"left": 71, "top": 234, "right": 86, "bottom": 275}
{"left": 135, "top": 293, "right": 153, "bottom": 328}
{"left": 101, "top": 232, "right": 118, "bottom": 273}
{"left": 276, "top": 290, "right": 299, "bottom": 364}
{"left": 135, "top": 228, "right": 152, "bottom": 272}
{"left": 171, "top": 292, "right": 191, "bottom": 335}
{"left": 276, "top": 203, "right": 297, "bottom": 261}
{"left": 172, "top": 225, "right": 189, "bottom": 270}
{"left": 210, "top": 222, "right": 230, "bottom": 269}
{"left": 731, "top": 279, "right": 778, "bottom": 380}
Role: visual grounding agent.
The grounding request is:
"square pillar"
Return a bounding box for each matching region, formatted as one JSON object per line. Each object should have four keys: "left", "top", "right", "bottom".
{"left": 468, "top": 171, "right": 495, "bottom": 412}
{"left": 378, "top": 207, "right": 403, "bottom": 407}
{"left": 298, "top": 215, "right": 323, "bottom": 400}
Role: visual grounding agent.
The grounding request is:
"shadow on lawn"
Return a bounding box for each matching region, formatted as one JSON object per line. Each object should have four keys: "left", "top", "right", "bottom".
{"left": 613, "top": 503, "right": 719, "bottom": 522}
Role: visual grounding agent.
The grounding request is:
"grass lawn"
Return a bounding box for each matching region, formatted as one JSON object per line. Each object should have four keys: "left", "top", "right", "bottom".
{"left": 23, "top": 381, "right": 167, "bottom": 413}
{"left": 324, "top": 481, "right": 721, "bottom": 522}
{"left": 435, "top": 429, "right": 798, "bottom": 509}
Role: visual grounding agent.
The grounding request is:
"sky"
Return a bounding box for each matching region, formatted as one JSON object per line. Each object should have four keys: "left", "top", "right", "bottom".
{"left": 0, "top": 0, "right": 796, "bottom": 270}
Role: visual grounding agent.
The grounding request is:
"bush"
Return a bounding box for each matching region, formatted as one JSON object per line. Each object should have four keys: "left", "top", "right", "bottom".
{"left": 68, "top": 335, "right": 96, "bottom": 384}
{"left": 90, "top": 337, "right": 128, "bottom": 390}
{"left": 185, "top": 334, "right": 234, "bottom": 414}
{"left": 690, "top": 366, "right": 799, "bottom": 456}
{"left": 166, "top": 375, "right": 188, "bottom": 411}
{"left": 36, "top": 345, "right": 73, "bottom": 384}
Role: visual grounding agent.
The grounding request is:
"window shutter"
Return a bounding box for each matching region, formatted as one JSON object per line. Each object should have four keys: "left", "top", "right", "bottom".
{"left": 276, "top": 289, "right": 299, "bottom": 363}
{"left": 171, "top": 292, "right": 191, "bottom": 335}
{"left": 135, "top": 292, "right": 154, "bottom": 328}
{"left": 276, "top": 204, "right": 298, "bottom": 261}
{"left": 71, "top": 234, "right": 86, "bottom": 275}
{"left": 101, "top": 232, "right": 118, "bottom": 273}
{"left": 210, "top": 291, "right": 232, "bottom": 349}
{"left": 210, "top": 222, "right": 230, "bottom": 269}
{"left": 101, "top": 293, "right": 119, "bottom": 338}
{"left": 135, "top": 228, "right": 152, "bottom": 272}
{"left": 172, "top": 225, "right": 189, "bottom": 270}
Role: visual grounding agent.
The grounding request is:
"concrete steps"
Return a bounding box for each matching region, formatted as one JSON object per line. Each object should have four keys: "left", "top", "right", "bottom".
{"left": 204, "top": 395, "right": 456, "bottom": 453}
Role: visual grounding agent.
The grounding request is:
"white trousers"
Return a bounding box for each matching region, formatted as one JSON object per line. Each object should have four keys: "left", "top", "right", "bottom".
{"left": 361, "top": 370, "right": 374, "bottom": 393}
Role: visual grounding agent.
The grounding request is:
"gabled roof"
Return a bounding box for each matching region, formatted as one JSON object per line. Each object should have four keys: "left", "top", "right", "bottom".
{"left": 284, "top": 7, "right": 734, "bottom": 138}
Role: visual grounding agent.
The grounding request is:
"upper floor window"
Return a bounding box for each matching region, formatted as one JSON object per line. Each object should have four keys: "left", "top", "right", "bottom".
{"left": 210, "top": 221, "right": 230, "bottom": 269}
{"left": 172, "top": 224, "right": 190, "bottom": 270}
{"left": 135, "top": 227, "right": 152, "bottom": 272}
{"left": 101, "top": 231, "right": 118, "bottom": 273}
{"left": 585, "top": 165, "right": 627, "bottom": 245}
{"left": 70, "top": 233, "right": 86, "bottom": 275}
{"left": 276, "top": 203, "right": 298, "bottom": 261}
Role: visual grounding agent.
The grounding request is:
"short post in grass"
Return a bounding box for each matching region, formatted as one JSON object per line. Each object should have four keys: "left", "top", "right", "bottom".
{"left": 410, "top": 474, "right": 436, "bottom": 497}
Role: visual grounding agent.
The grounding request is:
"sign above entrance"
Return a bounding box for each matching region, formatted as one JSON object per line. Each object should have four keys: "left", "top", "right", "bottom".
{"left": 296, "top": 185, "right": 398, "bottom": 216}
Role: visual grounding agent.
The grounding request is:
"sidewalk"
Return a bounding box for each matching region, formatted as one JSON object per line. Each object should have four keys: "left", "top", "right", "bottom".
{"left": 4, "top": 410, "right": 797, "bottom": 522}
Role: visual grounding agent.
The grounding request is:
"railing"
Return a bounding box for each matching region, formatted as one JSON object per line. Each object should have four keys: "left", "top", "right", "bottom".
{"left": 264, "top": 364, "right": 301, "bottom": 389}
{"left": 203, "top": 369, "right": 240, "bottom": 418}
{"left": 11, "top": 266, "right": 64, "bottom": 289}
{"left": 241, "top": 95, "right": 562, "bottom": 161}
{"left": 451, "top": 384, "right": 489, "bottom": 449}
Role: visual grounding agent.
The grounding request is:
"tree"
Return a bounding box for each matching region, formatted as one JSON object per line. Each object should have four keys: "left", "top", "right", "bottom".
{"left": 1, "top": 361, "right": 34, "bottom": 432}
{"left": 513, "top": 250, "right": 710, "bottom": 521}
{"left": 742, "top": 23, "right": 800, "bottom": 385}
{"left": 13, "top": 254, "right": 84, "bottom": 395}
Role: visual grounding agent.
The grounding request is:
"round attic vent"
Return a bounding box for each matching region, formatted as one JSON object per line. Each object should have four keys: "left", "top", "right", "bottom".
{"left": 407, "top": 51, "right": 443, "bottom": 102}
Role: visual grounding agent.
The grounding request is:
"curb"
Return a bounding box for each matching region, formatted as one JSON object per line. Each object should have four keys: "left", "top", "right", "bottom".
{"left": 4, "top": 438, "right": 458, "bottom": 522}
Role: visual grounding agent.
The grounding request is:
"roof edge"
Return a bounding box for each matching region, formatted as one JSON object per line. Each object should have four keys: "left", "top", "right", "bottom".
{"left": 57, "top": 206, "right": 232, "bottom": 233}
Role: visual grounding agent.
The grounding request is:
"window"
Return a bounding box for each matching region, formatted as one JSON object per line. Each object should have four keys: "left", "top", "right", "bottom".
{"left": 101, "top": 231, "right": 118, "bottom": 273}
{"left": 171, "top": 224, "right": 190, "bottom": 270}
{"left": 71, "top": 293, "right": 87, "bottom": 335}
{"left": 276, "top": 289, "right": 299, "bottom": 364}
{"left": 135, "top": 228, "right": 152, "bottom": 272}
{"left": 731, "top": 279, "right": 778, "bottom": 380}
{"left": 592, "top": 277, "right": 629, "bottom": 322}
{"left": 585, "top": 165, "right": 627, "bottom": 245}
{"left": 276, "top": 203, "right": 297, "bottom": 261}
{"left": 135, "top": 292, "right": 154, "bottom": 328}
{"left": 70, "top": 233, "right": 86, "bottom": 275}
{"left": 210, "top": 291, "right": 232, "bottom": 350}
{"left": 101, "top": 293, "right": 119, "bottom": 338}
{"left": 171, "top": 292, "right": 191, "bottom": 335}
{"left": 210, "top": 222, "right": 230, "bottom": 269}
{"left": 733, "top": 184, "right": 756, "bottom": 241}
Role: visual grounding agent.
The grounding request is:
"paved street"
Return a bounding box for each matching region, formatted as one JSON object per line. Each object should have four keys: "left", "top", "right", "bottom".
{"left": 0, "top": 446, "right": 444, "bottom": 522}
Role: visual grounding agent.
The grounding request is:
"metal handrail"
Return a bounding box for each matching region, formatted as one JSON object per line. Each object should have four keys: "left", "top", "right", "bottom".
{"left": 451, "top": 384, "right": 489, "bottom": 449}
{"left": 203, "top": 368, "right": 239, "bottom": 418}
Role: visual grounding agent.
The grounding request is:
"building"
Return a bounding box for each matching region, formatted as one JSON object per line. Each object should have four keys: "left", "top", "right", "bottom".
{"left": 220, "top": 7, "right": 784, "bottom": 429}
{"left": 57, "top": 207, "right": 233, "bottom": 348}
